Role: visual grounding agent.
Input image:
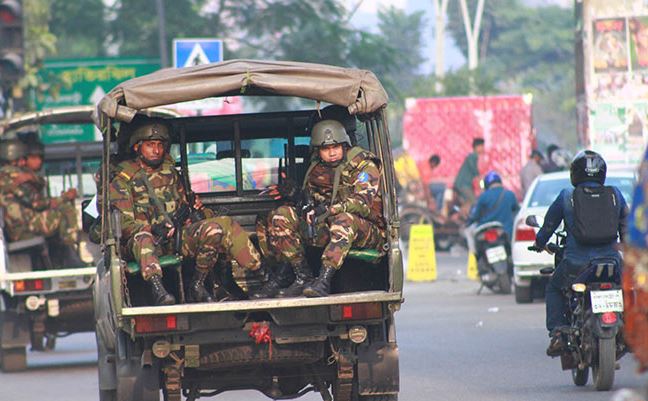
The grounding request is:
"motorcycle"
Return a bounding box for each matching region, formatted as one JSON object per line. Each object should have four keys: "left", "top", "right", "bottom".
{"left": 474, "top": 221, "right": 513, "bottom": 294}
{"left": 526, "top": 215, "right": 626, "bottom": 391}
{"left": 398, "top": 180, "right": 466, "bottom": 251}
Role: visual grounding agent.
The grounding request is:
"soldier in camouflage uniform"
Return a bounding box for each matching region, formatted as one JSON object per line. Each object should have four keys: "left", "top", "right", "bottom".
{"left": 0, "top": 139, "right": 78, "bottom": 250}
{"left": 110, "top": 117, "right": 262, "bottom": 305}
{"left": 255, "top": 119, "right": 386, "bottom": 298}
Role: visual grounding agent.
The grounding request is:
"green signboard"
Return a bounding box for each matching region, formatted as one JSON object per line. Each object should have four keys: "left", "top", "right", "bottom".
{"left": 36, "top": 57, "right": 160, "bottom": 143}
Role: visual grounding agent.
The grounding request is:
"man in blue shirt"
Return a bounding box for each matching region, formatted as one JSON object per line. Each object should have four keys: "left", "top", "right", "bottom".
{"left": 530, "top": 150, "right": 628, "bottom": 357}
{"left": 466, "top": 171, "right": 519, "bottom": 238}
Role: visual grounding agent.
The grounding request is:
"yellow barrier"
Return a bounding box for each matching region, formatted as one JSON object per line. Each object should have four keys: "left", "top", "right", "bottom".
{"left": 467, "top": 252, "right": 479, "bottom": 281}
{"left": 406, "top": 224, "right": 437, "bottom": 282}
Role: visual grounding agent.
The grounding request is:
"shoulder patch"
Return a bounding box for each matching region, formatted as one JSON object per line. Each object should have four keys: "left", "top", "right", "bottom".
{"left": 357, "top": 171, "right": 369, "bottom": 183}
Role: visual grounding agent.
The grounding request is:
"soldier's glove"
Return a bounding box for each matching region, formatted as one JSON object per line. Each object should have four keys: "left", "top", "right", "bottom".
{"left": 61, "top": 188, "right": 78, "bottom": 202}
{"left": 261, "top": 178, "right": 299, "bottom": 203}
{"left": 527, "top": 243, "right": 543, "bottom": 253}
{"left": 151, "top": 222, "right": 173, "bottom": 243}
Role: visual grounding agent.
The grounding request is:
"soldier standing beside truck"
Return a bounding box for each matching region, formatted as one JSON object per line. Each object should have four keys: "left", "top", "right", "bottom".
{"left": 109, "top": 117, "right": 263, "bottom": 305}
{"left": 255, "top": 119, "right": 386, "bottom": 298}
{"left": 0, "top": 138, "right": 79, "bottom": 252}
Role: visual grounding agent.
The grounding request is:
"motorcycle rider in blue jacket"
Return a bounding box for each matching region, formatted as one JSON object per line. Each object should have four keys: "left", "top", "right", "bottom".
{"left": 530, "top": 150, "right": 628, "bottom": 356}
{"left": 466, "top": 171, "right": 519, "bottom": 239}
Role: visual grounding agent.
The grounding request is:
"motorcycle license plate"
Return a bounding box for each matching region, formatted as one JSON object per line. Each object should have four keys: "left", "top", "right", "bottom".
{"left": 590, "top": 290, "right": 624, "bottom": 314}
{"left": 485, "top": 246, "right": 507, "bottom": 263}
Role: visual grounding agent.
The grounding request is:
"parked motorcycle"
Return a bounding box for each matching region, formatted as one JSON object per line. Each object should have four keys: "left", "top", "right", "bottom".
{"left": 474, "top": 221, "right": 513, "bottom": 294}
{"left": 398, "top": 180, "right": 466, "bottom": 251}
{"left": 526, "top": 215, "right": 626, "bottom": 391}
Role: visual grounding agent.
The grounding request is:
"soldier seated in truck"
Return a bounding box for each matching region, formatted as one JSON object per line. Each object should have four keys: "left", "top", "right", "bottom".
{"left": 254, "top": 119, "right": 386, "bottom": 298}
{"left": 109, "top": 116, "right": 264, "bottom": 305}
{"left": 0, "top": 138, "right": 81, "bottom": 265}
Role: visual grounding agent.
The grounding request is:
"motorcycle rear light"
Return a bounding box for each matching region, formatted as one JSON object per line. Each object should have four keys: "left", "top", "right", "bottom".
{"left": 330, "top": 303, "right": 383, "bottom": 321}
{"left": 599, "top": 283, "right": 613, "bottom": 290}
{"left": 515, "top": 225, "right": 536, "bottom": 242}
{"left": 133, "top": 315, "right": 189, "bottom": 334}
{"left": 601, "top": 312, "right": 617, "bottom": 325}
{"left": 484, "top": 229, "right": 499, "bottom": 243}
{"left": 13, "top": 279, "right": 50, "bottom": 293}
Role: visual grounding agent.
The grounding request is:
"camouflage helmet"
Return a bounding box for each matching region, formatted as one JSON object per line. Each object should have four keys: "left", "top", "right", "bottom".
{"left": 127, "top": 119, "right": 171, "bottom": 149}
{"left": 0, "top": 139, "right": 28, "bottom": 162}
{"left": 310, "top": 119, "right": 351, "bottom": 148}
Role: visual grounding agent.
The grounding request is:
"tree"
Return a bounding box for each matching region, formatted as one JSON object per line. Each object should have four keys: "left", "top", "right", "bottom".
{"left": 50, "top": 0, "right": 106, "bottom": 58}
{"left": 433, "top": 0, "right": 450, "bottom": 91}
{"left": 446, "top": 0, "right": 576, "bottom": 147}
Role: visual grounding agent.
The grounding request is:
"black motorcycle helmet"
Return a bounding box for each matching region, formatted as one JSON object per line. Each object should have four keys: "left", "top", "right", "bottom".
{"left": 569, "top": 150, "right": 607, "bottom": 186}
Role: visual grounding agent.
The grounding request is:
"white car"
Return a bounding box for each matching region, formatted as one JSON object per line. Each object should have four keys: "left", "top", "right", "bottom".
{"left": 512, "top": 170, "right": 635, "bottom": 303}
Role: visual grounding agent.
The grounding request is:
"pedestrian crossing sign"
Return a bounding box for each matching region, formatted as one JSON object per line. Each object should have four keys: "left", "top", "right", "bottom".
{"left": 173, "top": 39, "right": 223, "bottom": 68}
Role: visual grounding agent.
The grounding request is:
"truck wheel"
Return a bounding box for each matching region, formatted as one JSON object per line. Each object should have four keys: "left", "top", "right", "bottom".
{"left": 592, "top": 337, "right": 616, "bottom": 391}
{"left": 115, "top": 336, "right": 160, "bottom": 401}
{"left": 1, "top": 346, "right": 27, "bottom": 372}
{"left": 514, "top": 285, "right": 533, "bottom": 303}
{"left": 99, "top": 390, "right": 116, "bottom": 401}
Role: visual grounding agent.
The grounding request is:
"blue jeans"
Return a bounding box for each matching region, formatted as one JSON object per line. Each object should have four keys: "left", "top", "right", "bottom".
{"left": 428, "top": 182, "right": 446, "bottom": 212}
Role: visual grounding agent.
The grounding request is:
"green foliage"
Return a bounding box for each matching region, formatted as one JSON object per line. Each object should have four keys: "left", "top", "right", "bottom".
{"left": 50, "top": 0, "right": 106, "bottom": 58}
{"left": 19, "top": 0, "right": 63, "bottom": 110}
{"left": 446, "top": 0, "right": 576, "bottom": 145}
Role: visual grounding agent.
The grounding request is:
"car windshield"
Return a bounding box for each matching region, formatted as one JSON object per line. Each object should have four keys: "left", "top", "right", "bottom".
{"left": 528, "top": 176, "right": 635, "bottom": 208}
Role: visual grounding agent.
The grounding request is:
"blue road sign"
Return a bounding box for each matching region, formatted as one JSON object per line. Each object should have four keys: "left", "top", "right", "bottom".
{"left": 173, "top": 39, "right": 223, "bottom": 68}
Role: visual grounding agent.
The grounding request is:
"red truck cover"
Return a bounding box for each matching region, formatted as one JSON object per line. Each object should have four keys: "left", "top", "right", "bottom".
{"left": 403, "top": 95, "right": 535, "bottom": 198}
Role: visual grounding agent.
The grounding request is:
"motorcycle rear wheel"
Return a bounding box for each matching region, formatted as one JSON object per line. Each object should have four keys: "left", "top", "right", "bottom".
{"left": 592, "top": 337, "right": 616, "bottom": 391}
{"left": 497, "top": 274, "right": 511, "bottom": 294}
{"left": 571, "top": 367, "right": 589, "bottom": 386}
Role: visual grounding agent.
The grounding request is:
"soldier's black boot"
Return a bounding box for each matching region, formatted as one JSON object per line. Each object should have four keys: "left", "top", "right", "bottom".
{"left": 303, "top": 267, "right": 336, "bottom": 298}
{"left": 277, "top": 261, "right": 314, "bottom": 298}
{"left": 189, "top": 270, "right": 214, "bottom": 303}
{"left": 148, "top": 275, "right": 176, "bottom": 305}
{"left": 251, "top": 262, "right": 295, "bottom": 299}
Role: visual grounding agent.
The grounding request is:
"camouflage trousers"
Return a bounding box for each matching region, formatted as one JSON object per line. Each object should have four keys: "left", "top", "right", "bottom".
{"left": 129, "top": 216, "right": 261, "bottom": 281}
{"left": 4, "top": 201, "right": 78, "bottom": 245}
{"left": 257, "top": 206, "right": 385, "bottom": 270}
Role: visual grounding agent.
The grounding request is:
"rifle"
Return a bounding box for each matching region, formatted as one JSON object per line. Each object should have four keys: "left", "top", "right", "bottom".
{"left": 299, "top": 192, "right": 328, "bottom": 240}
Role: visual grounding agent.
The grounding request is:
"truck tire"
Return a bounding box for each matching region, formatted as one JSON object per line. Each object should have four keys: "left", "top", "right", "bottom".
{"left": 115, "top": 336, "right": 160, "bottom": 401}
{"left": 514, "top": 285, "right": 533, "bottom": 304}
{"left": 593, "top": 337, "right": 615, "bottom": 391}
{"left": 1, "top": 346, "right": 27, "bottom": 372}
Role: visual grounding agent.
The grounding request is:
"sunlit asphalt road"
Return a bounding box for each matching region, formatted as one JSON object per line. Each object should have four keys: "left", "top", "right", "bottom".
{"left": 1, "top": 249, "right": 647, "bottom": 401}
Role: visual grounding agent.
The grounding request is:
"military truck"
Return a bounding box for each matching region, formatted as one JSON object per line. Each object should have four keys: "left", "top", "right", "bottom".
{"left": 0, "top": 106, "right": 176, "bottom": 372}
{"left": 94, "top": 60, "right": 403, "bottom": 401}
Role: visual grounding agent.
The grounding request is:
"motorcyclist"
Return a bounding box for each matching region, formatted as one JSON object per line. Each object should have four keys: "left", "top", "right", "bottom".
{"left": 466, "top": 171, "right": 519, "bottom": 239}
{"left": 529, "top": 150, "right": 628, "bottom": 357}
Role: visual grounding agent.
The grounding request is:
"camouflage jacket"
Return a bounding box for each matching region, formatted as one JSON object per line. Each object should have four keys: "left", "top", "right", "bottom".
{"left": 110, "top": 155, "right": 210, "bottom": 242}
{"left": 0, "top": 165, "right": 50, "bottom": 211}
{"left": 305, "top": 146, "right": 384, "bottom": 226}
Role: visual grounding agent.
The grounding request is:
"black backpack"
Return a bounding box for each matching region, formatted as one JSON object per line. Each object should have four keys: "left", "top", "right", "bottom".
{"left": 570, "top": 186, "right": 620, "bottom": 245}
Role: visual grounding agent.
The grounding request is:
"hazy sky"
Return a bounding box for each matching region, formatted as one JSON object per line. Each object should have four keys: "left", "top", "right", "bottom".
{"left": 347, "top": 0, "right": 571, "bottom": 73}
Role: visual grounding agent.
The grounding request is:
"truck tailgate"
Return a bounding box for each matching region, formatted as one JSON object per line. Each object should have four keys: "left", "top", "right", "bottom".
{"left": 121, "top": 290, "right": 402, "bottom": 316}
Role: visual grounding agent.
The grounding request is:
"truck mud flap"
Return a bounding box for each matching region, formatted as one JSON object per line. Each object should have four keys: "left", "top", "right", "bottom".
{"left": 199, "top": 342, "right": 324, "bottom": 369}
{"left": 0, "top": 310, "right": 29, "bottom": 348}
{"left": 357, "top": 342, "right": 399, "bottom": 396}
